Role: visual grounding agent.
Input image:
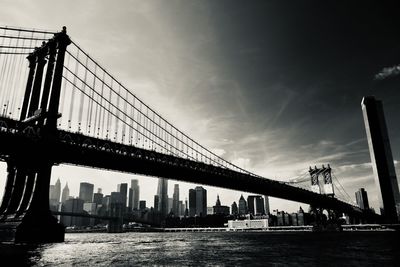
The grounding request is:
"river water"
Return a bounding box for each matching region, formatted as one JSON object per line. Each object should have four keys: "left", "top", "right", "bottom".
{"left": 1, "top": 231, "right": 399, "bottom": 266}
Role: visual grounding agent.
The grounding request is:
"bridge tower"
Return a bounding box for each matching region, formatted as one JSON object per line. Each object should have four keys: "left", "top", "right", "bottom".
{"left": 0, "top": 27, "right": 71, "bottom": 243}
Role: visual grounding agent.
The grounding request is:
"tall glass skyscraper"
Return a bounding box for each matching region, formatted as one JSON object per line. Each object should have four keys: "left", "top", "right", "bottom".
{"left": 79, "top": 182, "right": 94, "bottom": 203}
{"left": 156, "top": 178, "right": 168, "bottom": 216}
{"left": 361, "top": 96, "right": 400, "bottom": 222}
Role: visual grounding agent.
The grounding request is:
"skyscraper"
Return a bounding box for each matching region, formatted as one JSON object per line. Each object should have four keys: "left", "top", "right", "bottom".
{"left": 61, "top": 182, "right": 70, "bottom": 204}
{"left": 189, "top": 189, "right": 196, "bottom": 217}
{"left": 238, "top": 195, "right": 247, "bottom": 215}
{"left": 264, "top": 195, "right": 270, "bottom": 215}
{"left": 172, "top": 184, "right": 180, "bottom": 216}
{"left": 231, "top": 201, "right": 238, "bottom": 215}
{"left": 195, "top": 186, "right": 207, "bottom": 217}
{"left": 156, "top": 178, "right": 168, "bottom": 216}
{"left": 79, "top": 182, "right": 94, "bottom": 203}
{"left": 362, "top": 96, "right": 400, "bottom": 222}
{"left": 247, "top": 195, "right": 265, "bottom": 215}
{"left": 54, "top": 178, "right": 61, "bottom": 203}
{"left": 129, "top": 179, "right": 140, "bottom": 211}
{"left": 93, "top": 188, "right": 104, "bottom": 205}
{"left": 355, "top": 188, "right": 370, "bottom": 210}
{"left": 117, "top": 183, "right": 128, "bottom": 208}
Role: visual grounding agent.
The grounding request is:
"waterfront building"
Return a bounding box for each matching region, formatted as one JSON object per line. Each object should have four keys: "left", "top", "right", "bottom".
{"left": 227, "top": 219, "right": 268, "bottom": 230}
{"left": 290, "top": 213, "right": 298, "bottom": 226}
{"left": 102, "top": 195, "right": 111, "bottom": 212}
{"left": 355, "top": 188, "right": 370, "bottom": 210}
{"left": 189, "top": 189, "right": 196, "bottom": 217}
{"left": 247, "top": 195, "right": 265, "bottom": 215}
{"left": 61, "top": 182, "right": 70, "bottom": 204}
{"left": 189, "top": 186, "right": 207, "bottom": 217}
{"left": 178, "top": 200, "right": 184, "bottom": 216}
{"left": 231, "top": 201, "right": 238, "bottom": 215}
{"left": 93, "top": 188, "right": 103, "bottom": 205}
{"left": 157, "top": 178, "right": 169, "bottom": 216}
{"left": 297, "top": 207, "right": 305, "bottom": 226}
{"left": 213, "top": 195, "right": 230, "bottom": 215}
{"left": 264, "top": 195, "right": 270, "bottom": 215}
{"left": 361, "top": 96, "right": 400, "bottom": 222}
{"left": 79, "top": 182, "right": 94, "bottom": 203}
{"left": 195, "top": 186, "right": 207, "bottom": 217}
{"left": 117, "top": 183, "right": 128, "bottom": 208}
{"left": 207, "top": 207, "right": 214, "bottom": 215}
{"left": 83, "top": 202, "right": 97, "bottom": 226}
{"left": 62, "top": 198, "right": 84, "bottom": 227}
{"left": 238, "top": 195, "right": 248, "bottom": 215}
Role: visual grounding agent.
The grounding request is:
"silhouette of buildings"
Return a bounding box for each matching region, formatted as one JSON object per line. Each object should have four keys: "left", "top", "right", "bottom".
{"left": 93, "top": 188, "right": 103, "bottom": 205}
{"left": 231, "top": 201, "right": 238, "bottom": 215}
{"left": 188, "top": 186, "right": 207, "bottom": 217}
{"left": 264, "top": 195, "right": 270, "bottom": 215}
{"left": 79, "top": 182, "right": 94, "bottom": 203}
{"left": 156, "top": 178, "right": 168, "bottom": 217}
{"left": 213, "top": 195, "right": 230, "bottom": 215}
{"left": 129, "top": 179, "right": 140, "bottom": 211}
{"left": 117, "top": 183, "right": 128, "bottom": 209}
{"left": 355, "top": 188, "right": 370, "bottom": 210}
{"left": 61, "top": 182, "right": 70, "bottom": 204}
{"left": 247, "top": 195, "right": 265, "bottom": 215}
{"left": 238, "top": 195, "right": 248, "bottom": 215}
{"left": 172, "top": 184, "right": 180, "bottom": 216}
{"left": 362, "top": 96, "right": 400, "bottom": 221}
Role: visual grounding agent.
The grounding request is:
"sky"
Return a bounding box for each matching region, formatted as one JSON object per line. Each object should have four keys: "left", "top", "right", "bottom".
{"left": 0, "top": 1, "right": 399, "bottom": 213}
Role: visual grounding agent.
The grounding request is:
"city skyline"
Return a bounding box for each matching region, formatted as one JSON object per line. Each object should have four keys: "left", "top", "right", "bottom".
{"left": 0, "top": 1, "right": 399, "bottom": 213}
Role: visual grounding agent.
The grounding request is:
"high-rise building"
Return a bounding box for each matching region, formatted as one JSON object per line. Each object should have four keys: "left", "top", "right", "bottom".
{"left": 62, "top": 198, "right": 84, "bottom": 227}
{"left": 238, "top": 195, "right": 247, "bottom": 215}
{"left": 195, "top": 186, "right": 207, "bottom": 217}
{"left": 79, "top": 182, "right": 94, "bottom": 203}
{"left": 61, "top": 182, "right": 70, "bottom": 204}
{"left": 264, "top": 195, "right": 270, "bottom": 215}
{"left": 355, "top": 188, "right": 370, "bottom": 210}
{"left": 189, "top": 187, "right": 207, "bottom": 217}
{"left": 129, "top": 179, "right": 140, "bottom": 211}
{"left": 154, "top": 195, "right": 159, "bottom": 211}
{"left": 54, "top": 178, "right": 61, "bottom": 203}
{"left": 49, "top": 185, "right": 56, "bottom": 202}
{"left": 362, "top": 96, "right": 400, "bottom": 221}
{"left": 93, "top": 188, "right": 103, "bottom": 205}
{"left": 117, "top": 183, "right": 128, "bottom": 208}
{"left": 189, "top": 189, "right": 196, "bottom": 217}
{"left": 247, "top": 195, "right": 265, "bottom": 215}
{"left": 139, "top": 200, "right": 146, "bottom": 211}
{"left": 168, "top": 198, "right": 173, "bottom": 214}
{"left": 172, "top": 184, "right": 180, "bottom": 216}
{"left": 156, "top": 178, "right": 168, "bottom": 216}
{"left": 185, "top": 198, "right": 189, "bottom": 217}
{"left": 231, "top": 201, "right": 238, "bottom": 215}
{"left": 213, "top": 195, "right": 230, "bottom": 215}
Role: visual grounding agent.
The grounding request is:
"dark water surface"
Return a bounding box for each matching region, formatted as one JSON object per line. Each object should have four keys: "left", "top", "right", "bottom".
{"left": 1, "top": 231, "right": 399, "bottom": 266}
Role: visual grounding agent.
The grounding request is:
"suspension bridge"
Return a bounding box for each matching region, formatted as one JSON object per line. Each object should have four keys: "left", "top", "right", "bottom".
{"left": 0, "top": 26, "right": 371, "bottom": 243}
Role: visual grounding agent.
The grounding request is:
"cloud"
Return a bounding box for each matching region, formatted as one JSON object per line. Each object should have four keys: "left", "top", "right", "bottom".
{"left": 374, "top": 65, "right": 400, "bottom": 80}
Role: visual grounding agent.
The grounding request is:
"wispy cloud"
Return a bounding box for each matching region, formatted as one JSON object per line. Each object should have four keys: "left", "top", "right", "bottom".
{"left": 374, "top": 65, "right": 400, "bottom": 80}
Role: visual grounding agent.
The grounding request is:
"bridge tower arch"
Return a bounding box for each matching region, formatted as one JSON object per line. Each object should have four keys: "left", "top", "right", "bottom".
{"left": 0, "top": 27, "right": 71, "bottom": 243}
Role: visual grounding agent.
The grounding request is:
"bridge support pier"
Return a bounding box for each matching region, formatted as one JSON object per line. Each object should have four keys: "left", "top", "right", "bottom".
{"left": 0, "top": 162, "right": 64, "bottom": 243}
